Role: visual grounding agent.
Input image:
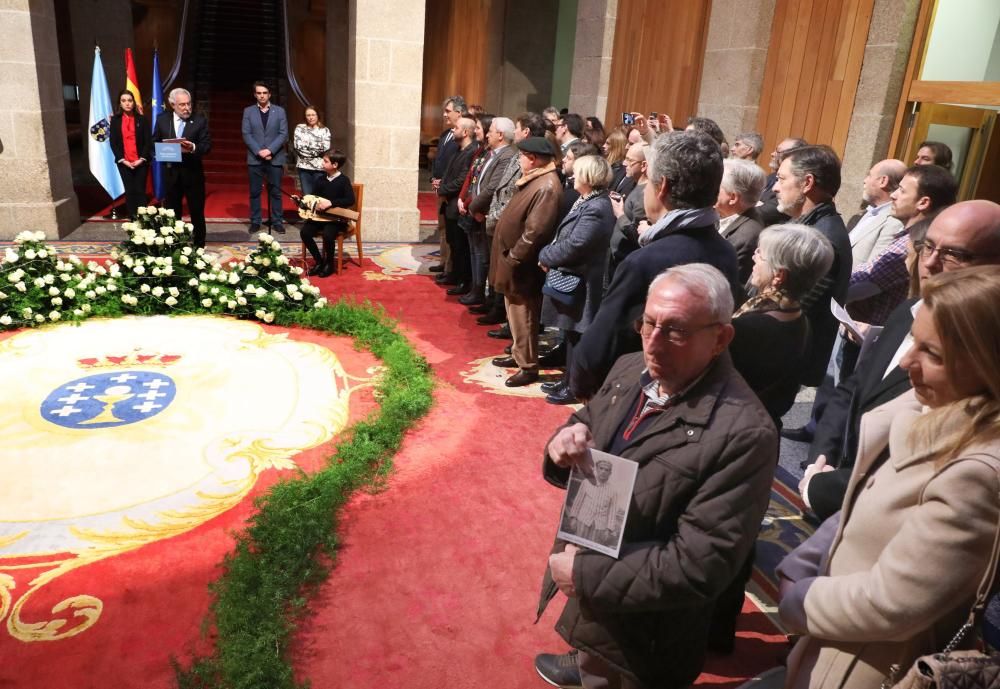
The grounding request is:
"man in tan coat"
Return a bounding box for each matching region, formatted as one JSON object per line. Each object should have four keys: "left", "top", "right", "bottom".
{"left": 489, "top": 136, "right": 562, "bottom": 386}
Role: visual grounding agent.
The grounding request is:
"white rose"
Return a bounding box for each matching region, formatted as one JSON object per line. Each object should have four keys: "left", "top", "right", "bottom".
{"left": 315, "top": 297, "right": 328, "bottom": 308}
{"left": 201, "top": 298, "right": 212, "bottom": 307}
{"left": 51, "top": 296, "right": 62, "bottom": 306}
{"left": 64, "top": 288, "right": 75, "bottom": 298}
{"left": 48, "top": 286, "right": 59, "bottom": 296}
{"left": 21, "top": 307, "right": 32, "bottom": 315}
{"left": 198, "top": 284, "right": 207, "bottom": 294}
{"left": 24, "top": 249, "right": 36, "bottom": 260}
{"left": 95, "top": 285, "right": 107, "bottom": 295}
{"left": 186, "top": 222, "right": 193, "bottom": 231}
{"left": 85, "top": 290, "right": 96, "bottom": 299}
{"left": 227, "top": 300, "right": 237, "bottom": 309}
{"left": 106, "top": 283, "right": 117, "bottom": 292}
{"left": 73, "top": 309, "right": 83, "bottom": 317}
{"left": 140, "top": 284, "right": 151, "bottom": 293}
{"left": 43, "top": 274, "right": 54, "bottom": 285}
{"left": 134, "top": 265, "right": 145, "bottom": 275}
{"left": 34, "top": 314, "right": 45, "bottom": 323}
{"left": 59, "top": 273, "right": 71, "bottom": 282}
{"left": 210, "top": 287, "right": 219, "bottom": 295}
{"left": 33, "top": 277, "right": 45, "bottom": 288}
{"left": 0, "top": 291, "right": 6, "bottom": 299}
{"left": 155, "top": 238, "right": 165, "bottom": 246}
{"left": 237, "top": 296, "right": 247, "bottom": 306}
{"left": 151, "top": 268, "right": 161, "bottom": 277}
{"left": 168, "top": 287, "right": 179, "bottom": 297}
{"left": 4, "top": 249, "right": 18, "bottom": 262}
{"left": 49, "top": 311, "right": 60, "bottom": 321}
{"left": 14, "top": 282, "right": 26, "bottom": 292}
{"left": 179, "top": 255, "right": 190, "bottom": 265}
{"left": 165, "top": 237, "right": 174, "bottom": 245}
{"left": 165, "top": 296, "right": 178, "bottom": 306}
{"left": 166, "top": 209, "right": 175, "bottom": 218}
{"left": 263, "top": 312, "right": 274, "bottom": 323}
{"left": 261, "top": 258, "right": 272, "bottom": 267}
{"left": 81, "top": 303, "right": 91, "bottom": 312}
{"left": 0, "top": 314, "right": 11, "bottom": 326}
{"left": 228, "top": 273, "right": 240, "bottom": 285}
{"left": 152, "top": 286, "right": 164, "bottom": 297}
{"left": 292, "top": 292, "right": 303, "bottom": 301}
{"left": 37, "top": 250, "right": 48, "bottom": 259}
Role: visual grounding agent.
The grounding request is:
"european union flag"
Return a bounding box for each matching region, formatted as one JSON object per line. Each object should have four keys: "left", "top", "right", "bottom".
{"left": 150, "top": 49, "right": 166, "bottom": 201}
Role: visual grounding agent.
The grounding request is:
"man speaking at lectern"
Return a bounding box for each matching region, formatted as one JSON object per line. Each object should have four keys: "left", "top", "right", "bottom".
{"left": 153, "top": 87, "right": 212, "bottom": 247}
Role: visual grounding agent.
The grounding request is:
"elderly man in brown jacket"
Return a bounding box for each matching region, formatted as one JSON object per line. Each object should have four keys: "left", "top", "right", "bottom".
{"left": 534, "top": 264, "right": 778, "bottom": 689}
{"left": 489, "top": 136, "right": 563, "bottom": 387}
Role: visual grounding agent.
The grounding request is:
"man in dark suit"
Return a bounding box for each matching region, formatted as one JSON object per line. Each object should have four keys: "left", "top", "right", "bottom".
{"left": 771, "top": 145, "right": 852, "bottom": 388}
{"left": 242, "top": 81, "right": 288, "bottom": 234}
{"left": 430, "top": 95, "right": 466, "bottom": 274}
{"left": 758, "top": 136, "right": 806, "bottom": 226}
{"left": 153, "top": 87, "right": 212, "bottom": 247}
{"left": 717, "top": 158, "right": 767, "bottom": 285}
{"left": 569, "top": 131, "right": 740, "bottom": 401}
{"left": 800, "top": 200, "right": 1000, "bottom": 521}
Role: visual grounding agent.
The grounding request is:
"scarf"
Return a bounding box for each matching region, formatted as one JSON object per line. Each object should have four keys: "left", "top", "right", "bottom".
{"left": 638, "top": 206, "right": 719, "bottom": 247}
{"left": 570, "top": 189, "right": 603, "bottom": 213}
{"left": 734, "top": 286, "right": 800, "bottom": 318}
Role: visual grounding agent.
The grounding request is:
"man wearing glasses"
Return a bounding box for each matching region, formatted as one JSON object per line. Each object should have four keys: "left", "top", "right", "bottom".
{"left": 534, "top": 264, "right": 777, "bottom": 689}
{"left": 801, "top": 199, "right": 1000, "bottom": 521}
{"left": 555, "top": 113, "right": 584, "bottom": 154}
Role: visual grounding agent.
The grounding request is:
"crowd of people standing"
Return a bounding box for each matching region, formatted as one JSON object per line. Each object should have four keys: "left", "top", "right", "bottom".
{"left": 425, "top": 94, "right": 1000, "bottom": 689}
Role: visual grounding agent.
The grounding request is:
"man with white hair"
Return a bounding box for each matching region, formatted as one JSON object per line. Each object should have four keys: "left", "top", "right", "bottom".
{"left": 716, "top": 158, "right": 767, "bottom": 284}
{"left": 534, "top": 263, "right": 777, "bottom": 689}
{"left": 153, "top": 87, "right": 212, "bottom": 247}
{"left": 730, "top": 131, "right": 764, "bottom": 161}
{"left": 848, "top": 158, "right": 907, "bottom": 267}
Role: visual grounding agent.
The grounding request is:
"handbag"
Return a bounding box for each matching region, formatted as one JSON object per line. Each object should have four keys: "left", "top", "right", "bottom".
{"left": 887, "top": 459, "right": 1000, "bottom": 689}
{"left": 542, "top": 268, "right": 583, "bottom": 305}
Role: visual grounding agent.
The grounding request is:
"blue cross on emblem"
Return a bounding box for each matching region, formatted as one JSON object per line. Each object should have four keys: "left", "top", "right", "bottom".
{"left": 41, "top": 371, "right": 177, "bottom": 429}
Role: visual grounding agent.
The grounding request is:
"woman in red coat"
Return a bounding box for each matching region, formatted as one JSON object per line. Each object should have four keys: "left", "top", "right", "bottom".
{"left": 109, "top": 89, "right": 152, "bottom": 219}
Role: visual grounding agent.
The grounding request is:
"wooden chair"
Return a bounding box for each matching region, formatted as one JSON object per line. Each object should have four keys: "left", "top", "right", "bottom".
{"left": 299, "top": 182, "right": 364, "bottom": 275}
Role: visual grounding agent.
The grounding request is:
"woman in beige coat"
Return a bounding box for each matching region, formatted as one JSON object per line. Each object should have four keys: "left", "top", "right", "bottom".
{"left": 777, "top": 265, "right": 1000, "bottom": 689}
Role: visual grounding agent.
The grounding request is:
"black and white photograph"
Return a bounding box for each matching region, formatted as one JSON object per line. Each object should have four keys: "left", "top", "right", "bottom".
{"left": 557, "top": 449, "right": 638, "bottom": 558}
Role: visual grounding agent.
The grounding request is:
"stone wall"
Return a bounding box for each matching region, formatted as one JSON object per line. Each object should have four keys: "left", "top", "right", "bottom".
{"left": 567, "top": 0, "right": 616, "bottom": 121}
{"left": 347, "top": 0, "right": 425, "bottom": 241}
{"left": 695, "top": 0, "right": 776, "bottom": 144}
{"left": 0, "top": 0, "right": 79, "bottom": 238}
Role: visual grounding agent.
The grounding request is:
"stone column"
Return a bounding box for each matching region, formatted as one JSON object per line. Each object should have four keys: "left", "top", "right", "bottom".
{"left": 0, "top": 0, "right": 80, "bottom": 238}
{"left": 838, "top": 0, "right": 921, "bottom": 208}
{"left": 567, "top": 0, "right": 617, "bottom": 122}
{"left": 346, "top": 0, "right": 425, "bottom": 242}
{"left": 696, "top": 0, "right": 776, "bottom": 141}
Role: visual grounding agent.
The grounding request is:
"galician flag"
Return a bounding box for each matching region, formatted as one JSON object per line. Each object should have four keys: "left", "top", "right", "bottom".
{"left": 150, "top": 49, "right": 165, "bottom": 200}
{"left": 88, "top": 46, "right": 124, "bottom": 200}
{"left": 125, "top": 47, "right": 143, "bottom": 115}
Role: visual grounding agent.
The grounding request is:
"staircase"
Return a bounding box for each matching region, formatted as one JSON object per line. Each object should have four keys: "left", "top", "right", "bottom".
{"left": 190, "top": 0, "right": 298, "bottom": 223}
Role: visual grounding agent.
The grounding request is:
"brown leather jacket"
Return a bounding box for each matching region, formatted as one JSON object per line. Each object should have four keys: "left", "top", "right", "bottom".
{"left": 537, "top": 352, "right": 777, "bottom": 688}
{"left": 488, "top": 162, "right": 561, "bottom": 298}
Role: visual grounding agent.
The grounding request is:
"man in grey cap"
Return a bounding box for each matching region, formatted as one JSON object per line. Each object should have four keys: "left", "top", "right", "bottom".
{"left": 489, "top": 136, "right": 563, "bottom": 386}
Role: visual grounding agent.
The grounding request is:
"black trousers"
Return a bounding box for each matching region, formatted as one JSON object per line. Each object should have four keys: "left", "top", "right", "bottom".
{"left": 300, "top": 220, "right": 347, "bottom": 264}
{"left": 116, "top": 162, "right": 148, "bottom": 219}
{"left": 164, "top": 164, "right": 207, "bottom": 247}
{"left": 445, "top": 215, "right": 471, "bottom": 285}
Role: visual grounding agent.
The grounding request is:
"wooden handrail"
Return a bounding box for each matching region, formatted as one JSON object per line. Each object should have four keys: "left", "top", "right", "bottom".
{"left": 282, "top": 0, "right": 310, "bottom": 107}
{"left": 163, "top": 0, "right": 192, "bottom": 91}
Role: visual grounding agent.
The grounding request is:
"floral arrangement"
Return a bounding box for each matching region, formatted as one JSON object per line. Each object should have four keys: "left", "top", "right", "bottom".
{"left": 0, "top": 206, "right": 326, "bottom": 331}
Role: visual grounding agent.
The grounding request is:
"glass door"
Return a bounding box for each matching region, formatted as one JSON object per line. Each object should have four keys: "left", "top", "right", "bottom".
{"left": 905, "top": 103, "right": 997, "bottom": 200}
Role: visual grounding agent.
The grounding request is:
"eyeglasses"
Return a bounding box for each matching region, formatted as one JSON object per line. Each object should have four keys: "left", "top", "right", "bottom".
{"left": 633, "top": 317, "right": 721, "bottom": 344}
{"left": 914, "top": 240, "right": 995, "bottom": 266}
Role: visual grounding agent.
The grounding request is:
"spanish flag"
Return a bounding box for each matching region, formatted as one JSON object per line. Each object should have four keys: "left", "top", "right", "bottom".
{"left": 125, "top": 47, "right": 143, "bottom": 115}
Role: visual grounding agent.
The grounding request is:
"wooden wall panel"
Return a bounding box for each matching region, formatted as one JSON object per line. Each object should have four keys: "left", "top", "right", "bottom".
{"left": 756, "top": 0, "right": 875, "bottom": 160}
{"left": 420, "top": 0, "right": 493, "bottom": 142}
{"left": 605, "top": 0, "right": 711, "bottom": 131}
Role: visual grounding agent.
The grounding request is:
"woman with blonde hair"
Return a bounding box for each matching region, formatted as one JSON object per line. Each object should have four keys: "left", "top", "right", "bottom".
{"left": 538, "top": 155, "right": 615, "bottom": 405}
{"left": 777, "top": 264, "right": 1000, "bottom": 689}
{"left": 603, "top": 129, "right": 628, "bottom": 190}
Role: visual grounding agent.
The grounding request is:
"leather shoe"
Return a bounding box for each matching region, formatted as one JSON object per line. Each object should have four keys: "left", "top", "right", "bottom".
{"left": 546, "top": 386, "right": 578, "bottom": 405}
{"left": 428, "top": 264, "right": 445, "bottom": 273}
{"left": 272, "top": 224, "right": 286, "bottom": 234}
{"left": 487, "top": 325, "right": 512, "bottom": 340}
{"left": 491, "top": 356, "right": 517, "bottom": 368}
{"left": 468, "top": 303, "right": 491, "bottom": 314}
{"left": 781, "top": 426, "right": 814, "bottom": 443}
{"left": 538, "top": 342, "right": 567, "bottom": 368}
{"left": 446, "top": 283, "right": 469, "bottom": 296}
{"left": 249, "top": 223, "right": 261, "bottom": 234}
{"left": 505, "top": 369, "right": 539, "bottom": 387}
{"left": 540, "top": 380, "right": 565, "bottom": 395}
{"left": 315, "top": 264, "right": 334, "bottom": 278}
{"left": 535, "top": 651, "right": 581, "bottom": 689}
{"left": 307, "top": 261, "right": 327, "bottom": 276}
{"left": 458, "top": 293, "right": 484, "bottom": 306}
{"left": 435, "top": 273, "right": 457, "bottom": 285}
{"left": 476, "top": 312, "right": 505, "bottom": 325}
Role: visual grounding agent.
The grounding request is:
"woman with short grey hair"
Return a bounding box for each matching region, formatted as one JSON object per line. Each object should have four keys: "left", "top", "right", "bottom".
{"left": 708, "top": 223, "right": 835, "bottom": 653}
{"left": 732, "top": 223, "right": 835, "bottom": 425}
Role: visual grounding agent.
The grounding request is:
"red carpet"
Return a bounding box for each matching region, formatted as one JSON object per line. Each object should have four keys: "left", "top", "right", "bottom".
{"left": 0, "top": 250, "right": 787, "bottom": 688}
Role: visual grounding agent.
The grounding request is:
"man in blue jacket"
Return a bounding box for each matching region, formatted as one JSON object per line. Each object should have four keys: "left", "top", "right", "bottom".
{"left": 242, "top": 81, "right": 288, "bottom": 234}
{"left": 569, "top": 131, "right": 740, "bottom": 401}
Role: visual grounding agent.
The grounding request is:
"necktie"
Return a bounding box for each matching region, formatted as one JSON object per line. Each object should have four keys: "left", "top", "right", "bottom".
{"left": 177, "top": 119, "right": 186, "bottom": 137}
